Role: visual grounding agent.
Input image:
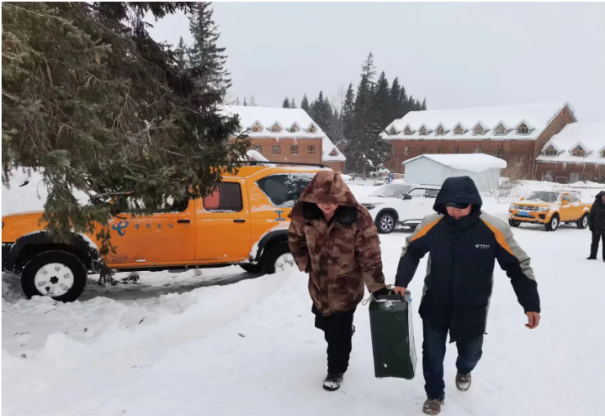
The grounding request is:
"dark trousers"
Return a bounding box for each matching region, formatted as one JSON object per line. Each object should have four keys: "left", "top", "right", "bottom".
{"left": 422, "top": 319, "right": 483, "bottom": 400}
{"left": 590, "top": 233, "right": 605, "bottom": 259}
{"left": 312, "top": 305, "right": 356, "bottom": 374}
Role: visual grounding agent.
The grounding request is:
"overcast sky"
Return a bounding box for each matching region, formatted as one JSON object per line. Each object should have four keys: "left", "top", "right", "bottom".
{"left": 147, "top": 2, "right": 605, "bottom": 122}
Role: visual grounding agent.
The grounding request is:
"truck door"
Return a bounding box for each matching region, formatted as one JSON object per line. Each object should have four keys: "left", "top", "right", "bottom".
{"left": 196, "top": 180, "right": 251, "bottom": 262}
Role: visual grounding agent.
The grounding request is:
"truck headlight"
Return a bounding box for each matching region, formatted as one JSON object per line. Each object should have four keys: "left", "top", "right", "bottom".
{"left": 537, "top": 207, "right": 549, "bottom": 212}
{"left": 509, "top": 204, "right": 516, "bottom": 210}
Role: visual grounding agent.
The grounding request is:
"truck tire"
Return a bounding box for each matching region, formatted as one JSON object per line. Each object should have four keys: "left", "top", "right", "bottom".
{"left": 21, "top": 250, "right": 87, "bottom": 302}
{"left": 239, "top": 263, "right": 263, "bottom": 273}
{"left": 545, "top": 214, "right": 559, "bottom": 232}
{"left": 262, "top": 242, "right": 295, "bottom": 274}
{"left": 577, "top": 214, "right": 589, "bottom": 229}
{"left": 508, "top": 219, "right": 520, "bottom": 228}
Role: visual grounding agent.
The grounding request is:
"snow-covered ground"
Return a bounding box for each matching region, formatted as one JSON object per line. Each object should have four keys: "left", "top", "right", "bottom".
{"left": 3, "top": 177, "right": 605, "bottom": 416}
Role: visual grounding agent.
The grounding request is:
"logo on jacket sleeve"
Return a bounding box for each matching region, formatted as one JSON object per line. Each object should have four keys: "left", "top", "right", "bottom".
{"left": 475, "top": 244, "right": 490, "bottom": 249}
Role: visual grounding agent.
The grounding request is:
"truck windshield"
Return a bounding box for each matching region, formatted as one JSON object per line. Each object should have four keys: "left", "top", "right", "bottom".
{"left": 370, "top": 184, "right": 413, "bottom": 198}
{"left": 526, "top": 192, "right": 561, "bottom": 203}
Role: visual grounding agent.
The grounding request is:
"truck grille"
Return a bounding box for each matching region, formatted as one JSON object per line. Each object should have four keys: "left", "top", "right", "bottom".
{"left": 515, "top": 205, "right": 540, "bottom": 211}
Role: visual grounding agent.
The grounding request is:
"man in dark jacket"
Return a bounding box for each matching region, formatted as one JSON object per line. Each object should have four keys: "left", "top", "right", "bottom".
{"left": 288, "top": 171, "right": 388, "bottom": 391}
{"left": 393, "top": 176, "right": 541, "bottom": 415}
{"left": 588, "top": 191, "right": 605, "bottom": 261}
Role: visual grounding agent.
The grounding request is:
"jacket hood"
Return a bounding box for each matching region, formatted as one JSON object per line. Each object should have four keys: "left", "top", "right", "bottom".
{"left": 595, "top": 191, "right": 605, "bottom": 203}
{"left": 298, "top": 170, "right": 358, "bottom": 207}
{"left": 434, "top": 176, "right": 483, "bottom": 215}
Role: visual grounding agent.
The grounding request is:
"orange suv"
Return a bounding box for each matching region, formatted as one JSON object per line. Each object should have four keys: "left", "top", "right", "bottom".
{"left": 2, "top": 164, "right": 325, "bottom": 301}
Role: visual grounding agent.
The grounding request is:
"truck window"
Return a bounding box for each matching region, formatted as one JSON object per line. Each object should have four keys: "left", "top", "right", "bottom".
{"left": 121, "top": 195, "right": 188, "bottom": 213}
{"left": 203, "top": 182, "right": 243, "bottom": 212}
{"left": 256, "top": 173, "right": 314, "bottom": 207}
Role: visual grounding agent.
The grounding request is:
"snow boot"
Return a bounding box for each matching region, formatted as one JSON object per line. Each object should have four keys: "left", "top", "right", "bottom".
{"left": 423, "top": 398, "right": 444, "bottom": 415}
{"left": 456, "top": 372, "right": 472, "bottom": 392}
{"left": 587, "top": 256, "right": 597, "bottom": 260}
{"left": 323, "top": 372, "right": 344, "bottom": 391}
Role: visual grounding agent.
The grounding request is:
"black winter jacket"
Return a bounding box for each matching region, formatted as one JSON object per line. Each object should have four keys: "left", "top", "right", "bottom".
{"left": 588, "top": 191, "right": 605, "bottom": 235}
{"left": 395, "top": 176, "right": 540, "bottom": 341}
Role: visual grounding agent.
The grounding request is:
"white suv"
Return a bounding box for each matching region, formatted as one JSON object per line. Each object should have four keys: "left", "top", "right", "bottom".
{"left": 358, "top": 183, "right": 441, "bottom": 233}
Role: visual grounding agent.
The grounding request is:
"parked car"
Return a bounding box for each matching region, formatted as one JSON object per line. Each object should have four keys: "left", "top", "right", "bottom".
{"left": 508, "top": 191, "right": 592, "bottom": 232}
{"left": 2, "top": 164, "right": 325, "bottom": 301}
{"left": 358, "top": 183, "right": 441, "bottom": 233}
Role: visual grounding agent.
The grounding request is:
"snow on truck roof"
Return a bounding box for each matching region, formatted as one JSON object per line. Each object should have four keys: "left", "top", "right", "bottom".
{"left": 382, "top": 102, "right": 575, "bottom": 141}
{"left": 537, "top": 122, "right": 605, "bottom": 166}
{"left": 222, "top": 105, "right": 346, "bottom": 163}
{"left": 402, "top": 154, "right": 508, "bottom": 172}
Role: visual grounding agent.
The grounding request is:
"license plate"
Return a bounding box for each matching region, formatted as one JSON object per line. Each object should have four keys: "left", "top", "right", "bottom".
{"left": 518, "top": 210, "right": 531, "bottom": 217}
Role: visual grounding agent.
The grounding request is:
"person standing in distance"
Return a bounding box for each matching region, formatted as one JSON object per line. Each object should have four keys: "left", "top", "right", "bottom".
{"left": 393, "top": 176, "right": 541, "bottom": 415}
{"left": 587, "top": 191, "right": 605, "bottom": 261}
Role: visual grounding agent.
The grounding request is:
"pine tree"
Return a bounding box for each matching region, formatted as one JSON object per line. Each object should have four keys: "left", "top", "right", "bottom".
{"left": 342, "top": 83, "right": 355, "bottom": 143}
{"left": 398, "top": 85, "right": 409, "bottom": 117}
{"left": 243, "top": 97, "right": 248, "bottom": 106}
{"left": 235, "top": 97, "right": 241, "bottom": 105}
{"left": 290, "top": 98, "right": 296, "bottom": 108}
{"left": 188, "top": 2, "right": 231, "bottom": 99}
{"left": 301, "top": 94, "right": 310, "bottom": 113}
{"left": 389, "top": 77, "right": 401, "bottom": 122}
{"left": 249, "top": 95, "right": 256, "bottom": 106}
{"left": 282, "top": 97, "right": 290, "bottom": 108}
{"left": 421, "top": 97, "right": 427, "bottom": 111}
{"left": 374, "top": 71, "right": 391, "bottom": 130}
{"left": 2, "top": 2, "right": 249, "bottom": 283}
{"left": 175, "top": 36, "right": 188, "bottom": 70}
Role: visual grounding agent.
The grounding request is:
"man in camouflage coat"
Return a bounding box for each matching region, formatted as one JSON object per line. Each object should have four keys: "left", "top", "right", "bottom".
{"left": 288, "top": 171, "right": 387, "bottom": 391}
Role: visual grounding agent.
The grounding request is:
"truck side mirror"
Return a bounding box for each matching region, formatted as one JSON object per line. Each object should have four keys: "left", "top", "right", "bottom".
{"left": 403, "top": 195, "right": 413, "bottom": 200}
{"left": 520, "top": 197, "right": 525, "bottom": 201}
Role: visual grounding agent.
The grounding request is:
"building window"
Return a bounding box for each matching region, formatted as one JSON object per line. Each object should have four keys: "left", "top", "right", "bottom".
{"left": 308, "top": 124, "right": 317, "bottom": 133}
{"left": 404, "top": 147, "right": 409, "bottom": 155}
{"left": 570, "top": 172, "right": 580, "bottom": 183}
{"left": 290, "top": 124, "right": 299, "bottom": 133}
{"left": 253, "top": 145, "right": 262, "bottom": 153}
{"left": 272, "top": 145, "right": 281, "bottom": 155}
{"left": 436, "top": 126, "right": 445, "bottom": 136}
{"left": 270, "top": 124, "right": 282, "bottom": 133}
{"left": 517, "top": 123, "right": 529, "bottom": 134}
{"left": 474, "top": 148, "right": 482, "bottom": 153}
{"left": 495, "top": 148, "right": 504, "bottom": 158}
{"left": 572, "top": 146, "right": 586, "bottom": 157}
{"left": 473, "top": 125, "right": 485, "bottom": 136}
{"left": 436, "top": 147, "right": 442, "bottom": 154}
{"left": 542, "top": 171, "right": 553, "bottom": 182}
{"left": 404, "top": 127, "right": 413, "bottom": 135}
{"left": 454, "top": 125, "right": 464, "bottom": 135}
{"left": 329, "top": 148, "right": 339, "bottom": 157}
{"left": 419, "top": 147, "right": 425, "bottom": 155}
{"left": 419, "top": 126, "right": 428, "bottom": 136}
{"left": 543, "top": 145, "right": 558, "bottom": 156}
{"left": 454, "top": 148, "right": 460, "bottom": 154}
{"left": 308, "top": 145, "right": 316, "bottom": 154}
{"left": 389, "top": 127, "right": 397, "bottom": 135}
{"left": 601, "top": 150, "right": 605, "bottom": 158}
{"left": 251, "top": 123, "right": 263, "bottom": 133}
{"left": 495, "top": 124, "right": 507, "bottom": 135}
{"left": 291, "top": 145, "right": 298, "bottom": 155}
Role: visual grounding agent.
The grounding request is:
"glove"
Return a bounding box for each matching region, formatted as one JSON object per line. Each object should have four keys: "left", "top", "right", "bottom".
{"left": 373, "top": 287, "right": 390, "bottom": 297}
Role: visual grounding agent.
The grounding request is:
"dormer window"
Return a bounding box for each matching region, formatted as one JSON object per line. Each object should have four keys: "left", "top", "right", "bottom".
{"left": 419, "top": 126, "right": 428, "bottom": 136}
{"left": 454, "top": 125, "right": 465, "bottom": 135}
{"left": 308, "top": 124, "right": 317, "bottom": 133}
{"left": 389, "top": 126, "right": 398, "bottom": 135}
{"left": 435, "top": 126, "right": 445, "bottom": 136}
{"left": 495, "top": 124, "right": 508, "bottom": 135}
{"left": 329, "top": 148, "right": 339, "bottom": 157}
{"left": 251, "top": 122, "right": 263, "bottom": 133}
{"left": 270, "top": 123, "right": 282, "bottom": 133}
{"left": 572, "top": 145, "right": 586, "bottom": 157}
{"left": 517, "top": 123, "right": 529, "bottom": 135}
{"left": 473, "top": 124, "right": 485, "bottom": 136}
{"left": 543, "top": 145, "right": 558, "bottom": 156}
{"left": 290, "top": 124, "right": 300, "bottom": 133}
{"left": 601, "top": 150, "right": 605, "bottom": 158}
{"left": 404, "top": 126, "right": 413, "bottom": 136}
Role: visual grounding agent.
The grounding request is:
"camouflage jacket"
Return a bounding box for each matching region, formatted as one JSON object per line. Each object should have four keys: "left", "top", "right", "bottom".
{"left": 288, "top": 171, "right": 385, "bottom": 316}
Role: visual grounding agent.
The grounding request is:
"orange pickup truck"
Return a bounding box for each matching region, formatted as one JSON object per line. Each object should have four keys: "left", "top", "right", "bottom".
{"left": 508, "top": 190, "right": 592, "bottom": 232}
{"left": 2, "top": 164, "right": 325, "bottom": 301}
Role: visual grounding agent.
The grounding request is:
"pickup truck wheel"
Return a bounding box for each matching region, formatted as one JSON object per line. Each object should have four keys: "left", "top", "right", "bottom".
{"left": 262, "top": 242, "right": 295, "bottom": 274}
{"left": 577, "top": 214, "right": 589, "bottom": 229}
{"left": 545, "top": 214, "right": 559, "bottom": 232}
{"left": 376, "top": 212, "right": 396, "bottom": 234}
{"left": 508, "top": 219, "right": 520, "bottom": 228}
{"left": 239, "top": 263, "right": 263, "bottom": 273}
{"left": 21, "top": 250, "right": 87, "bottom": 302}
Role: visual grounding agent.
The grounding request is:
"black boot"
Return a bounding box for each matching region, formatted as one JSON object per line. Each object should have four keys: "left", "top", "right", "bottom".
{"left": 323, "top": 372, "right": 344, "bottom": 391}
{"left": 587, "top": 256, "right": 597, "bottom": 260}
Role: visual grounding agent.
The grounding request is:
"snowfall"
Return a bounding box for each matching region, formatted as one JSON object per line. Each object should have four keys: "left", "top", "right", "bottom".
{"left": 2, "top": 172, "right": 605, "bottom": 416}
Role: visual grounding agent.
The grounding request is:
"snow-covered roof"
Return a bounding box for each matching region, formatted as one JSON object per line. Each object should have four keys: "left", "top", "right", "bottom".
{"left": 383, "top": 102, "right": 575, "bottom": 141}
{"left": 403, "top": 154, "right": 508, "bottom": 172}
{"left": 245, "top": 149, "right": 269, "bottom": 162}
{"left": 222, "top": 105, "right": 325, "bottom": 138}
{"left": 223, "top": 105, "right": 345, "bottom": 163}
{"left": 537, "top": 122, "right": 605, "bottom": 166}
{"left": 322, "top": 137, "right": 346, "bottom": 162}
